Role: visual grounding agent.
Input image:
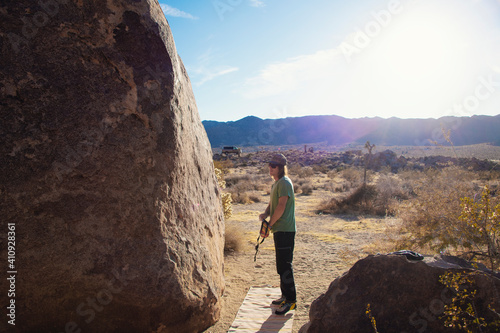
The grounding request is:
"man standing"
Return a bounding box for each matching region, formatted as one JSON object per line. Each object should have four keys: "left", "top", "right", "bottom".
{"left": 259, "top": 153, "right": 297, "bottom": 315}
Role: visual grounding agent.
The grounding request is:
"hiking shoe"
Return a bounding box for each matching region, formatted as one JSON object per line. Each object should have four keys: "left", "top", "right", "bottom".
{"left": 271, "top": 296, "right": 286, "bottom": 305}
{"left": 275, "top": 301, "right": 296, "bottom": 315}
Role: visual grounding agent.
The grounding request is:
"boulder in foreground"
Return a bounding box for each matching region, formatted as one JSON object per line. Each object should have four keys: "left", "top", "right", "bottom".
{"left": 302, "top": 255, "right": 500, "bottom": 333}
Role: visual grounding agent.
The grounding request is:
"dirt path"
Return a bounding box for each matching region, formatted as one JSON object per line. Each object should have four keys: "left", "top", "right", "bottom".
{"left": 204, "top": 190, "right": 396, "bottom": 332}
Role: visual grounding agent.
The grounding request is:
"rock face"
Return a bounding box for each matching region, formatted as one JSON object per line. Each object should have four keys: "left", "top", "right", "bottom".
{"left": 1, "top": 1, "right": 224, "bottom": 332}
{"left": 302, "top": 255, "right": 500, "bottom": 333}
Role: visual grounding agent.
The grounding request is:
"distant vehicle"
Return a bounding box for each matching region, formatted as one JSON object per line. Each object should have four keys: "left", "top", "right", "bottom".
{"left": 222, "top": 146, "right": 242, "bottom": 157}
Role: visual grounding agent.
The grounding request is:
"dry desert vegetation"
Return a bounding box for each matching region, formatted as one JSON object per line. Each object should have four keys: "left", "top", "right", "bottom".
{"left": 205, "top": 145, "right": 500, "bottom": 333}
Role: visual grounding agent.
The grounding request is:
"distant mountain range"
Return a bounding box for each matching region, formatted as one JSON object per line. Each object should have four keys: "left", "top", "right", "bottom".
{"left": 203, "top": 114, "right": 500, "bottom": 148}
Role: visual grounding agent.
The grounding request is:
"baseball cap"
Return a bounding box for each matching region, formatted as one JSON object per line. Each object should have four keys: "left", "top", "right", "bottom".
{"left": 268, "top": 153, "right": 287, "bottom": 166}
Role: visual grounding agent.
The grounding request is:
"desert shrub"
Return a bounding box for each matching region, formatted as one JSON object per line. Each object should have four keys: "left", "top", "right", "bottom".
{"left": 322, "top": 181, "right": 346, "bottom": 193}
{"left": 293, "top": 179, "right": 305, "bottom": 194}
{"left": 398, "top": 169, "right": 424, "bottom": 183}
{"left": 258, "top": 166, "right": 269, "bottom": 174}
{"left": 312, "top": 163, "right": 330, "bottom": 174}
{"left": 477, "top": 169, "right": 500, "bottom": 182}
{"left": 327, "top": 170, "right": 338, "bottom": 179}
{"left": 458, "top": 186, "right": 500, "bottom": 270}
{"left": 224, "top": 223, "right": 244, "bottom": 253}
{"left": 376, "top": 174, "right": 410, "bottom": 202}
{"left": 249, "top": 194, "right": 261, "bottom": 203}
{"left": 215, "top": 167, "right": 232, "bottom": 219}
{"left": 224, "top": 174, "right": 251, "bottom": 188}
{"left": 340, "top": 167, "right": 363, "bottom": 188}
{"left": 228, "top": 191, "right": 247, "bottom": 204}
{"left": 290, "top": 165, "right": 314, "bottom": 178}
{"left": 221, "top": 192, "right": 232, "bottom": 219}
{"left": 365, "top": 304, "right": 380, "bottom": 333}
{"left": 318, "top": 184, "right": 389, "bottom": 216}
{"left": 439, "top": 271, "right": 500, "bottom": 331}
{"left": 225, "top": 174, "right": 268, "bottom": 191}
{"left": 225, "top": 173, "right": 268, "bottom": 204}
{"left": 378, "top": 165, "right": 392, "bottom": 175}
{"left": 396, "top": 167, "right": 477, "bottom": 253}
{"left": 334, "top": 183, "right": 348, "bottom": 193}
{"left": 228, "top": 190, "right": 261, "bottom": 204}
{"left": 300, "top": 183, "right": 314, "bottom": 196}
{"left": 397, "top": 169, "right": 428, "bottom": 197}
{"left": 213, "top": 160, "right": 234, "bottom": 174}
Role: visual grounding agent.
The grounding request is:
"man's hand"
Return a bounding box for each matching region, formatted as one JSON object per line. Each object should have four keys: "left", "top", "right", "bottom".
{"left": 259, "top": 213, "right": 268, "bottom": 221}
{"left": 260, "top": 220, "right": 270, "bottom": 238}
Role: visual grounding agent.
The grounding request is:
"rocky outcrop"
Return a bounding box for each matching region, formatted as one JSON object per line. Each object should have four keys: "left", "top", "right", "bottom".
{"left": 219, "top": 148, "right": 500, "bottom": 174}
{"left": 1, "top": 1, "right": 224, "bottom": 332}
{"left": 302, "top": 255, "right": 500, "bottom": 333}
{"left": 368, "top": 149, "right": 408, "bottom": 172}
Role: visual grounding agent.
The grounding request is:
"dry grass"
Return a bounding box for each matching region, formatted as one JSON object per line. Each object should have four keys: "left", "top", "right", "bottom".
{"left": 224, "top": 223, "right": 245, "bottom": 253}
{"left": 230, "top": 191, "right": 262, "bottom": 204}
{"left": 219, "top": 148, "right": 500, "bottom": 263}
{"left": 210, "top": 145, "right": 500, "bottom": 333}
{"left": 302, "top": 231, "right": 349, "bottom": 243}
{"left": 223, "top": 168, "right": 269, "bottom": 204}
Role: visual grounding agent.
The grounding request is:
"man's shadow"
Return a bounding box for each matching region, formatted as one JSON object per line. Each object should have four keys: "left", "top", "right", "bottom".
{"left": 257, "top": 304, "right": 294, "bottom": 332}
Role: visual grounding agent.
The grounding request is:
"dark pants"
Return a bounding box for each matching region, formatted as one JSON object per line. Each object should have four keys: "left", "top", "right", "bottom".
{"left": 273, "top": 231, "right": 296, "bottom": 303}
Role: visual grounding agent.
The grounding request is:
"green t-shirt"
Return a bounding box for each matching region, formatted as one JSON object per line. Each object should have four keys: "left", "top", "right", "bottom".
{"left": 270, "top": 176, "right": 296, "bottom": 233}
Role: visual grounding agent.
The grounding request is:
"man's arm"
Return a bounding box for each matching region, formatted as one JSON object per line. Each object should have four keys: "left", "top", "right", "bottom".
{"left": 269, "top": 196, "right": 288, "bottom": 227}
{"left": 259, "top": 204, "right": 271, "bottom": 221}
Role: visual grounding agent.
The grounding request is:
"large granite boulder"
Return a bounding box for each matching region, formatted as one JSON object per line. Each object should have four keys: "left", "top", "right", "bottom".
{"left": 302, "top": 255, "right": 500, "bottom": 333}
{"left": 0, "top": 1, "right": 224, "bottom": 332}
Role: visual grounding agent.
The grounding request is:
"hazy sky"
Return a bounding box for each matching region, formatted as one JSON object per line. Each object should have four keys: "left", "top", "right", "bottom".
{"left": 160, "top": 0, "right": 500, "bottom": 121}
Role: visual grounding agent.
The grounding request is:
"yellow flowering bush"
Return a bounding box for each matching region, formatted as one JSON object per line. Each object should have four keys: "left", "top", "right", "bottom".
{"left": 215, "top": 167, "right": 232, "bottom": 220}
{"left": 459, "top": 186, "right": 500, "bottom": 270}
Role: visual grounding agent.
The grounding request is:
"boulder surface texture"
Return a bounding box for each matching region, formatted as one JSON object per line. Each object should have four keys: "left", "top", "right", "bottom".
{"left": 0, "top": 0, "right": 224, "bottom": 332}
{"left": 303, "top": 255, "right": 500, "bottom": 333}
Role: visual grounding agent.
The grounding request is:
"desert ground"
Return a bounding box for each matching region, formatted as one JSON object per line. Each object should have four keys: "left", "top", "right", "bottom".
{"left": 204, "top": 144, "right": 500, "bottom": 332}
{"left": 205, "top": 194, "right": 395, "bottom": 332}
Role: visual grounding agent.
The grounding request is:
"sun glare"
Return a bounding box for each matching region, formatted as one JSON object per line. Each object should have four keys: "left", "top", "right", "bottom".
{"left": 354, "top": 2, "right": 484, "bottom": 118}
{"left": 382, "top": 19, "right": 459, "bottom": 81}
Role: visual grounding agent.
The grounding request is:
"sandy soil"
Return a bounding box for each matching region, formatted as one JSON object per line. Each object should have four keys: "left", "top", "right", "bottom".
{"left": 204, "top": 188, "right": 396, "bottom": 333}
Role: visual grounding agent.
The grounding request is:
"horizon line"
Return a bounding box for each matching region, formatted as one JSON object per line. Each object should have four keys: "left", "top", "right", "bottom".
{"left": 201, "top": 113, "right": 500, "bottom": 123}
